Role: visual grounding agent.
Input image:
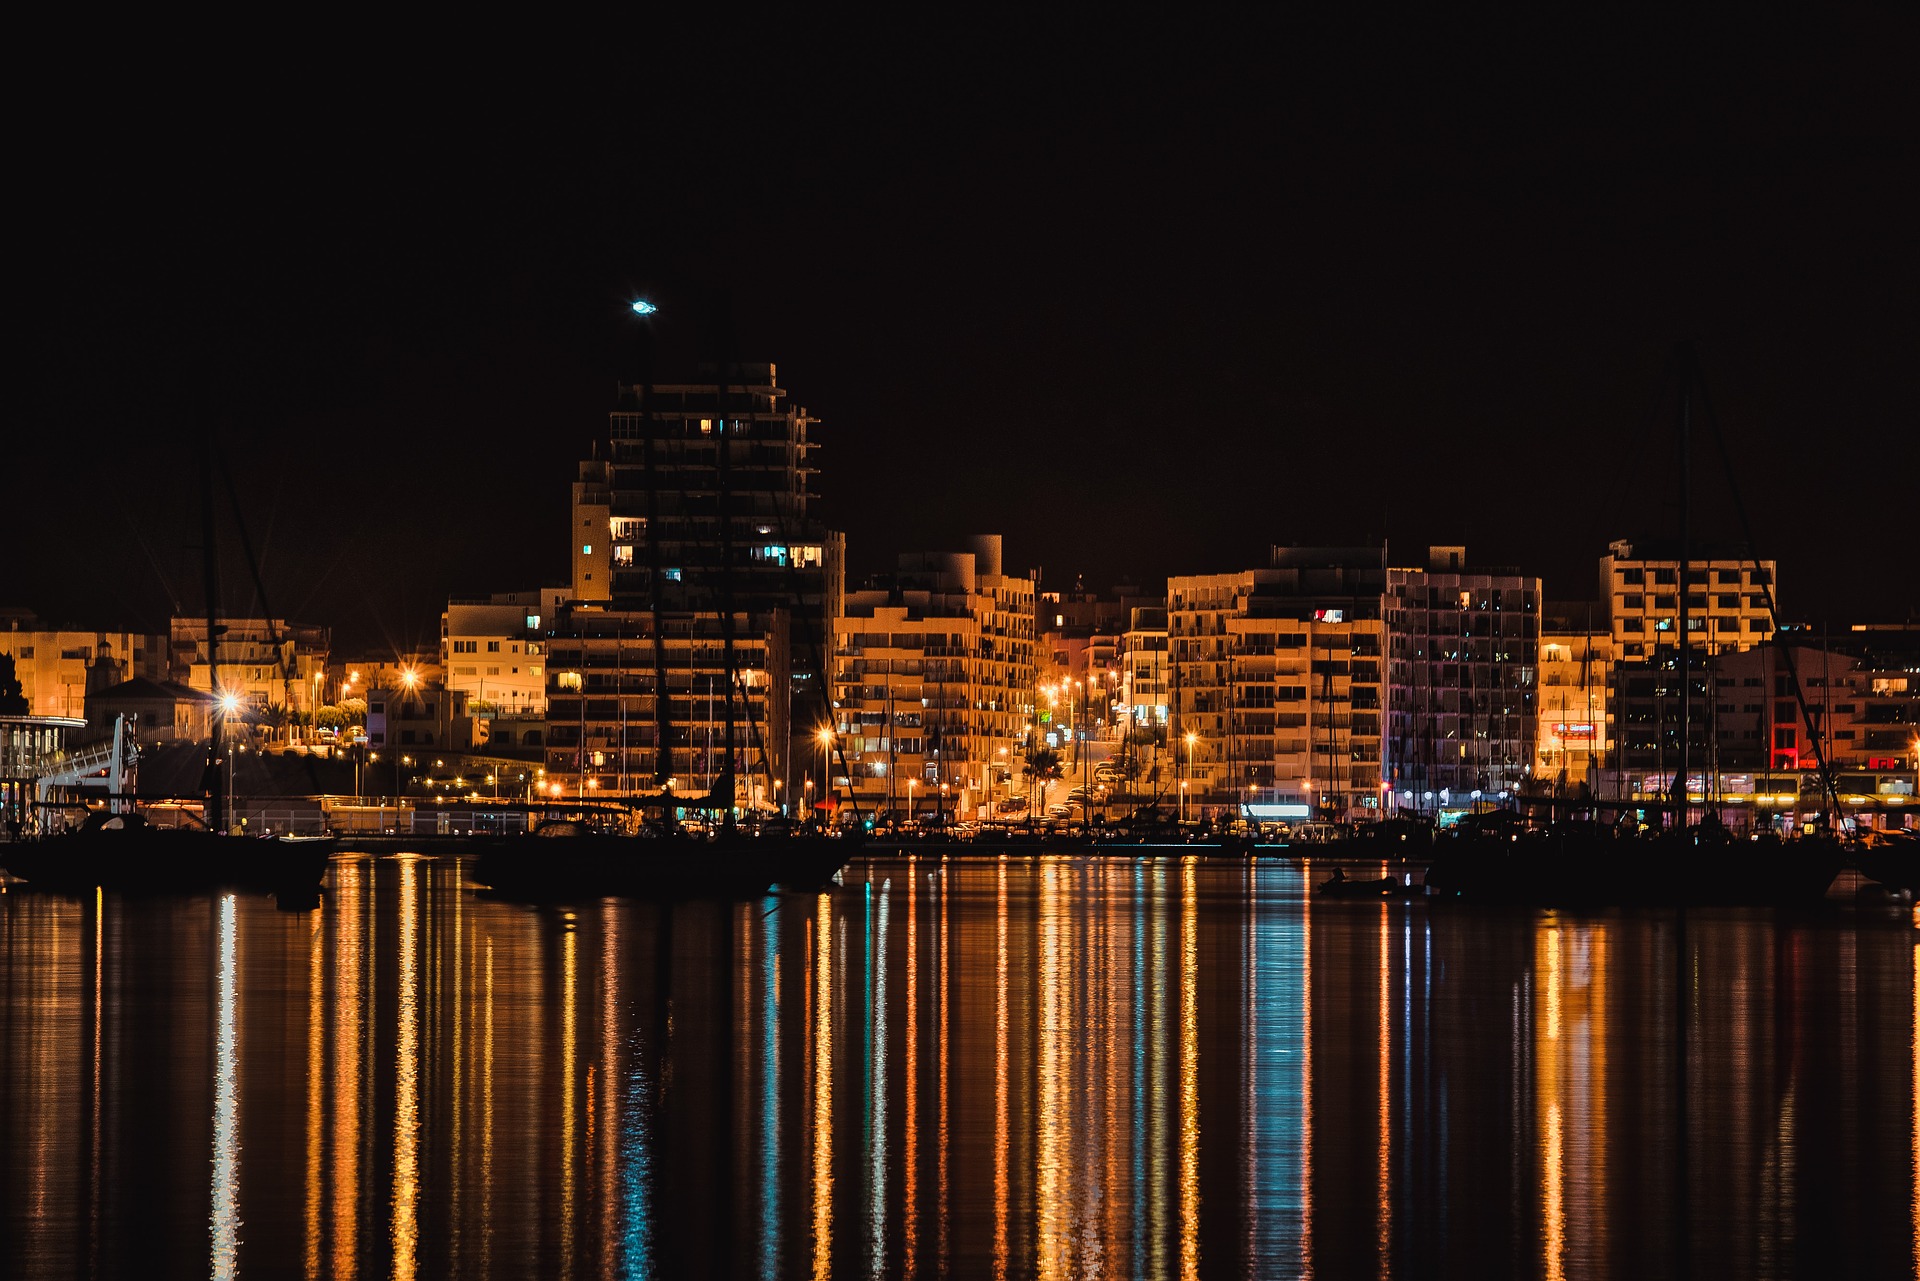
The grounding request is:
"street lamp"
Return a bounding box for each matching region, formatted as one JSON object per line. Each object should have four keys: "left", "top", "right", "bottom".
{"left": 220, "top": 692, "right": 240, "bottom": 831}
{"left": 1183, "top": 729, "right": 1198, "bottom": 820}
{"left": 815, "top": 726, "right": 834, "bottom": 814}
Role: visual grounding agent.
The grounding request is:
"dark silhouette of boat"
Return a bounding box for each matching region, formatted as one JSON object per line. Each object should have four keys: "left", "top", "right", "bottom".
{"left": 1422, "top": 811, "right": 1842, "bottom": 907}
{"left": 467, "top": 818, "right": 853, "bottom": 901}
{"left": 1315, "top": 866, "right": 1418, "bottom": 898}
{"left": 0, "top": 811, "right": 335, "bottom": 895}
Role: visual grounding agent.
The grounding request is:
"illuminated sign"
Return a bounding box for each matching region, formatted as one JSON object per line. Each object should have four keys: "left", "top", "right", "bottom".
{"left": 1313, "top": 609, "right": 1345, "bottom": 623}
{"left": 1553, "top": 722, "right": 1596, "bottom": 738}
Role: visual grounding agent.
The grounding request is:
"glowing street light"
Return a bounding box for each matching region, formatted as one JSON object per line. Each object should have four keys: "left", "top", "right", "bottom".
{"left": 630, "top": 299, "right": 658, "bottom": 316}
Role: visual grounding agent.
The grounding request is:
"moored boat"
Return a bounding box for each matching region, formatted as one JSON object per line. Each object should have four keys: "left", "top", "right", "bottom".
{"left": 0, "top": 811, "right": 335, "bottom": 895}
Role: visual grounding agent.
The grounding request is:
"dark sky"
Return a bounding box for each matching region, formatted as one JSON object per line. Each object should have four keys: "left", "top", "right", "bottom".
{"left": 13, "top": 16, "right": 1916, "bottom": 653}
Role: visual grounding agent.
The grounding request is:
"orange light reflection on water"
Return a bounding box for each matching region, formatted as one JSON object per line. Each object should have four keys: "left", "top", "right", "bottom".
{"left": 1180, "top": 858, "right": 1200, "bottom": 1281}
{"left": 331, "top": 860, "right": 364, "bottom": 1280}
{"left": 390, "top": 858, "right": 420, "bottom": 1281}
{"left": 811, "top": 892, "right": 833, "bottom": 1281}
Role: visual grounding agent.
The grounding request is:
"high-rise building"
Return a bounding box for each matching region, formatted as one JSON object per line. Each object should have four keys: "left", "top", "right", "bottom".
{"left": 1168, "top": 547, "right": 1388, "bottom": 822}
{"left": 1600, "top": 538, "right": 1777, "bottom": 661}
{"left": 548, "top": 364, "right": 845, "bottom": 807}
{"left": 831, "top": 537, "right": 1037, "bottom": 822}
{"left": 1384, "top": 547, "right": 1541, "bottom": 810}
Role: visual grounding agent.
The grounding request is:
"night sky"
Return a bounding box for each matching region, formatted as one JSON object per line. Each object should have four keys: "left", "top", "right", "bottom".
{"left": 13, "top": 18, "right": 1915, "bottom": 653}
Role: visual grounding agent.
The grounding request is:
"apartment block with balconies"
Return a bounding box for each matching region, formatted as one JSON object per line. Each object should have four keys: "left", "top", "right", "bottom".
{"left": 1170, "top": 547, "right": 1388, "bottom": 822}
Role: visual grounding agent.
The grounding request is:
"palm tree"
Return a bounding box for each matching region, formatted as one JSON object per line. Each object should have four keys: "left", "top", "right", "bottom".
{"left": 1022, "top": 745, "right": 1062, "bottom": 817}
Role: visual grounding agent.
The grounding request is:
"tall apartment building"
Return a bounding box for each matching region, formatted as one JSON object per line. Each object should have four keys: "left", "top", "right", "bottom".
{"left": 1121, "top": 605, "right": 1170, "bottom": 730}
{"left": 1535, "top": 603, "right": 1614, "bottom": 790}
{"left": 1600, "top": 538, "right": 1777, "bottom": 661}
{"left": 549, "top": 364, "right": 845, "bottom": 807}
{"left": 1384, "top": 547, "right": 1541, "bottom": 808}
{"left": 1168, "top": 547, "right": 1387, "bottom": 821}
{"left": 832, "top": 538, "right": 1037, "bottom": 820}
{"left": 1600, "top": 538, "right": 1780, "bottom": 797}
{"left": 0, "top": 615, "right": 167, "bottom": 721}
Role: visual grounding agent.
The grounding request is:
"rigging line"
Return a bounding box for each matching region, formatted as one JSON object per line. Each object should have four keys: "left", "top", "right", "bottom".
{"left": 283, "top": 544, "right": 355, "bottom": 625}
{"left": 122, "top": 510, "right": 184, "bottom": 616}
{"left": 1594, "top": 352, "right": 1687, "bottom": 548}
{"left": 1691, "top": 357, "right": 1845, "bottom": 821}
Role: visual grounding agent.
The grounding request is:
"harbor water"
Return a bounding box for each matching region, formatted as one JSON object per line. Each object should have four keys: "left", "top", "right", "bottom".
{"left": 3, "top": 851, "right": 1916, "bottom": 1279}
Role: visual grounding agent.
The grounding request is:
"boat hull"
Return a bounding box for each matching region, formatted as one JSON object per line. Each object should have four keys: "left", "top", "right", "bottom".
{"left": 468, "top": 832, "right": 853, "bottom": 901}
{"left": 1423, "top": 830, "right": 1843, "bottom": 908}
{"left": 0, "top": 831, "right": 336, "bottom": 895}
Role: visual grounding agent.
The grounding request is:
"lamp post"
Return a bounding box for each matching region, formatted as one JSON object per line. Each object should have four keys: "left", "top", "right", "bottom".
{"left": 815, "top": 726, "right": 834, "bottom": 823}
{"left": 1184, "top": 729, "right": 1198, "bottom": 823}
{"left": 220, "top": 692, "right": 240, "bottom": 832}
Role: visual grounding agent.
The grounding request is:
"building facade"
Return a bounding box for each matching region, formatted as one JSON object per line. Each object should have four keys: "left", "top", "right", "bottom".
{"left": 0, "top": 618, "right": 167, "bottom": 721}
{"left": 1535, "top": 603, "right": 1614, "bottom": 790}
{"left": 548, "top": 364, "right": 846, "bottom": 808}
{"left": 832, "top": 539, "right": 1038, "bottom": 822}
{"left": 1600, "top": 538, "right": 1777, "bottom": 662}
{"left": 1168, "top": 547, "right": 1388, "bottom": 822}
{"left": 1385, "top": 548, "right": 1542, "bottom": 810}
{"left": 442, "top": 589, "right": 564, "bottom": 715}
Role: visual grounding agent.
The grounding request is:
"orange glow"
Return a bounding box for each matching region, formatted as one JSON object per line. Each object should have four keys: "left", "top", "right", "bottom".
{"left": 811, "top": 894, "right": 834, "bottom": 1281}
{"left": 391, "top": 858, "right": 420, "bottom": 1281}
{"left": 1376, "top": 899, "right": 1390, "bottom": 1278}
{"left": 994, "top": 859, "right": 1010, "bottom": 1281}
{"left": 1180, "top": 859, "right": 1202, "bottom": 1281}
{"left": 332, "top": 860, "right": 364, "bottom": 1280}
{"left": 905, "top": 863, "right": 920, "bottom": 1275}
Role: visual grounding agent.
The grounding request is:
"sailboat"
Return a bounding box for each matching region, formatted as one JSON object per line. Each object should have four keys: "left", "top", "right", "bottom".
{"left": 470, "top": 336, "right": 853, "bottom": 900}
{"left": 1426, "top": 348, "right": 1845, "bottom": 907}
{"left": 1, "top": 433, "right": 335, "bottom": 896}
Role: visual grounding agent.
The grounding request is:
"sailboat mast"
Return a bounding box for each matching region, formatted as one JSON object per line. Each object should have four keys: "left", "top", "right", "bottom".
{"left": 201, "top": 431, "right": 225, "bottom": 833}
{"left": 1676, "top": 371, "right": 1692, "bottom": 830}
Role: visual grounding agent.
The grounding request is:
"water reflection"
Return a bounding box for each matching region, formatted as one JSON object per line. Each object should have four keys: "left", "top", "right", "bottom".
{"left": 4, "top": 856, "right": 1920, "bottom": 1279}
{"left": 210, "top": 893, "right": 239, "bottom": 1280}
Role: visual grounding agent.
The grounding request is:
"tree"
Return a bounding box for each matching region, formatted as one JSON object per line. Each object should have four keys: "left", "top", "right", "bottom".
{"left": 315, "top": 705, "right": 348, "bottom": 731}
{"left": 0, "top": 654, "right": 27, "bottom": 715}
{"left": 341, "top": 697, "right": 368, "bottom": 726}
{"left": 1022, "top": 746, "right": 1062, "bottom": 815}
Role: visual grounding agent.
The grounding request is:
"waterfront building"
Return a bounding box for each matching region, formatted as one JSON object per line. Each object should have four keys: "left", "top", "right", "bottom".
{"left": 1600, "top": 537, "right": 1777, "bottom": 661}
{"left": 0, "top": 615, "right": 167, "bottom": 720}
{"left": 831, "top": 538, "right": 1038, "bottom": 821}
{"left": 548, "top": 364, "right": 845, "bottom": 807}
{"left": 1168, "top": 547, "right": 1387, "bottom": 822}
{"left": 1597, "top": 637, "right": 1918, "bottom": 831}
{"left": 83, "top": 676, "right": 218, "bottom": 745}
{"left": 1384, "top": 547, "right": 1542, "bottom": 811}
{"left": 1121, "top": 605, "right": 1170, "bottom": 731}
{"left": 442, "top": 589, "right": 564, "bottom": 715}
{"left": 170, "top": 616, "right": 331, "bottom": 726}
{"left": 0, "top": 713, "right": 88, "bottom": 834}
{"left": 1534, "top": 603, "right": 1614, "bottom": 790}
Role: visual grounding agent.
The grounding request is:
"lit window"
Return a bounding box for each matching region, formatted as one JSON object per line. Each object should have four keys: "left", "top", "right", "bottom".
{"left": 582, "top": 544, "right": 593, "bottom": 556}
{"left": 665, "top": 568, "right": 682, "bottom": 581}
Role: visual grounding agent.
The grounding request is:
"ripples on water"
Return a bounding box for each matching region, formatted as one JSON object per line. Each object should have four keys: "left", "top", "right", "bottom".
{"left": 2, "top": 853, "right": 1916, "bottom": 1279}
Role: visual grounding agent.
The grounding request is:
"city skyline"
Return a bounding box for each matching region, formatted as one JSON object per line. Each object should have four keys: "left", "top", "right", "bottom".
{"left": 11, "top": 20, "right": 1914, "bottom": 650}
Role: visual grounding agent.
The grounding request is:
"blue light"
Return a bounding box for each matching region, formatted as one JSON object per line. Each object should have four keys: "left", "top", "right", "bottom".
{"left": 630, "top": 299, "right": 658, "bottom": 316}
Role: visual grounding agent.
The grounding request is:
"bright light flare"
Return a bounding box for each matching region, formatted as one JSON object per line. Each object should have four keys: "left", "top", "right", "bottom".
{"left": 630, "top": 300, "right": 658, "bottom": 316}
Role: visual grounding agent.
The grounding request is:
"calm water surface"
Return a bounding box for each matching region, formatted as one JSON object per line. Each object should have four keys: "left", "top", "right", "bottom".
{"left": 3, "top": 852, "right": 1917, "bottom": 1279}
